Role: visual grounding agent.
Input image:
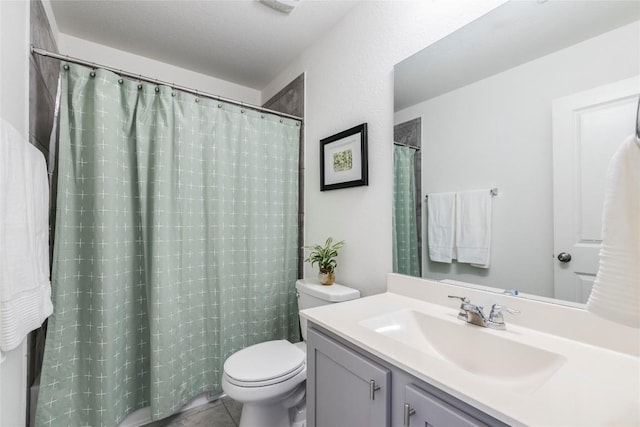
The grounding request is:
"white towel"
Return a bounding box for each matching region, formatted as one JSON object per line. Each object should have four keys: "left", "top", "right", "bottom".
{"left": 0, "top": 119, "right": 53, "bottom": 354}
{"left": 455, "top": 190, "right": 492, "bottom": 268}
{"left": 586, "top": 135, "right": 640, "bottom": 329}
{"left": 427, "top": 192, "right": 456, "bottom": 263}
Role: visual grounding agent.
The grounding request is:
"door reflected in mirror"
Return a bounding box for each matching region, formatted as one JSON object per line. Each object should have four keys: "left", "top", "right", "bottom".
{"left": 393, "top": 0, "right": 640, "bottom": 304}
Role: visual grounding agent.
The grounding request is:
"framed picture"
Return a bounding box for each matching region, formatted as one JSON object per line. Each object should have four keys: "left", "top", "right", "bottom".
{"left": 320, "top": 123, "right": 368, "bottom": 191}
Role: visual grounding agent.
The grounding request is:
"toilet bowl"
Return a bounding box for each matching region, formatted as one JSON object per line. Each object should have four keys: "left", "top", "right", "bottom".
{"left": 221, "top": 279, "right": 360, "bottom": 427}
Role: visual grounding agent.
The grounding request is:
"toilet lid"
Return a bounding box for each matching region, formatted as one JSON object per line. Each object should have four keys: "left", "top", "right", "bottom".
{"left": 224, "top": 340, "right": 305, "bottom": 385}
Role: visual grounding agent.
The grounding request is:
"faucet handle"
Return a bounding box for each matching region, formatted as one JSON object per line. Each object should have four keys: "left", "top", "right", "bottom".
{"left": 448, "top": 295, "right": 471, "bottom": 321}
{"left": 488, "top": 304, "right": 520, "bottom": 330}
{"left": 449, "top": 295, "right": 483, "bottom": 312}
{"left": 489, "top": 304, "right": 520, "bottom": 318}
{"left": 447, "top": 295, "right": 470, "bottom": 303}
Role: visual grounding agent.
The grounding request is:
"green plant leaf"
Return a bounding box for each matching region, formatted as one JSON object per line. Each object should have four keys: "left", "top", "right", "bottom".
{"left": 303, "top": 237, "right": 345, "bottom": 273}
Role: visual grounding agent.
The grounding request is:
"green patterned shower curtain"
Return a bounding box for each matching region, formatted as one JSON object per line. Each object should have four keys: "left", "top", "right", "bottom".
{"left": 393, "top": 145, "right": 420, "bottom": 276}
{"left": 35, "top": 64, "right": 301, "bottom": 426}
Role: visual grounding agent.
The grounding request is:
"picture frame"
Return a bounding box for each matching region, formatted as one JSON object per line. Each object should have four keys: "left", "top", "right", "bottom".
{"left": 320, "top": 123, "right": 368, "bottom": 191}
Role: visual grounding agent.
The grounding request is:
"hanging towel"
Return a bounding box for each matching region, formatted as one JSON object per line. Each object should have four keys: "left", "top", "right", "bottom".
{"left": 427, "top": 192, "right": 456, "bottom": 263}
{"left": 586, "top": 135, "right": 640, "bottom": 329}
{"left": 0, "top": 119, "right": 53, "bottom": 355}
{"left": 455, "top": 190, "right": 492, "bottom": 268}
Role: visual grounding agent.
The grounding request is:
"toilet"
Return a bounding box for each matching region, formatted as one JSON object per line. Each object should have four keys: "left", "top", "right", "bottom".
{"left": 221, "top": 279, "right": 360, "bottom": 427}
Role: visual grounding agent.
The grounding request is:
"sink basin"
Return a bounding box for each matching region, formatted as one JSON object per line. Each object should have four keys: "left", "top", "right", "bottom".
{"left": 360, "top": 309, "right": 565, "bottom": 384}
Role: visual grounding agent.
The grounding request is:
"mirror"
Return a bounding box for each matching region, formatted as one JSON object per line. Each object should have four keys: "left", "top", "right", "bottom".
{"left": 393, "top": 0, "right": 640, "bottom": 304}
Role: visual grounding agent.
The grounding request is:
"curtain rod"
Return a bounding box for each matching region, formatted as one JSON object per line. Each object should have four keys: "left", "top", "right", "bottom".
{"left": 393, "top": 141, "right": 420, "bottom": 150}
{"left": 30, "top": 46, "right": 304, "bottom": 123}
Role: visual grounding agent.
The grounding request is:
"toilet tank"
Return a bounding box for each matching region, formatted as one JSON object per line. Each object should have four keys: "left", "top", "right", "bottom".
{"left": 296, "top": 279, "right": 360, "bottom": 341}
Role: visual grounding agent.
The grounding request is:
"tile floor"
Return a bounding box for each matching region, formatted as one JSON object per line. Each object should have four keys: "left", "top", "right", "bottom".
{"left": 144, "top": 396, "right": 243, "bottom": 427}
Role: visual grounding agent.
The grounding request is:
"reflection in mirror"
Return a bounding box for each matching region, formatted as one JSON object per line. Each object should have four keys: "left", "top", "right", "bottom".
{"left": 393, "top": 1, "right": 640, "bottom": 304}
{"left": 393, "top": 119, "right": 422, "bottom": 277}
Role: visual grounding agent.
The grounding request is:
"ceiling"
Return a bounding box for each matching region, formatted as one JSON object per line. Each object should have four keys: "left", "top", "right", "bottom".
{"left": 49, "top": 0, "right": 360, "bottom": 90}
{"left": 394, "top": 0, "right": 640, "bottom": 111}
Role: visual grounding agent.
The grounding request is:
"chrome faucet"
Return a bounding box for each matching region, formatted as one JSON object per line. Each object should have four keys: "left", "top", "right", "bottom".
{"left": 448, "top": 296, "right": 519, "bottom": 330}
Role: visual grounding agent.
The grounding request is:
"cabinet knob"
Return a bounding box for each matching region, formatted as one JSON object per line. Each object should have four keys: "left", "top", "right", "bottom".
{"left": 403, "top": 403, "right": 416, "bottom": 426}
{"left": 369, "top": 379, "right": 381, "bottom": 400}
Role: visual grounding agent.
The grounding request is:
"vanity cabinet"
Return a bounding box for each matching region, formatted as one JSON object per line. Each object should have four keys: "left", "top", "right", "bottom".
{"left": 307, "top": 325, "right": 508, "bottom": 427}
{"left": 307, "top": 327, "right": 391, "bottom": 427}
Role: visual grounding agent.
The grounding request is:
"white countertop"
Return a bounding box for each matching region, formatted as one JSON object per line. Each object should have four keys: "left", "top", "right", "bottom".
{"left": 300, "top": 289, "right": 640, "bottom": 426}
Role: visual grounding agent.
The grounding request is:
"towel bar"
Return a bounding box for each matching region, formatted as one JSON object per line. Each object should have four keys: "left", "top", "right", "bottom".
{"left": 425, "top": 188, "right": 498, "bottom": 198}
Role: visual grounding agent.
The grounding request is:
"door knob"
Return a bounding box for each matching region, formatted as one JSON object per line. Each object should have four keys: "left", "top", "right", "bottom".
{"left": 557, "top": 252, "right": 572, "bottom": 263}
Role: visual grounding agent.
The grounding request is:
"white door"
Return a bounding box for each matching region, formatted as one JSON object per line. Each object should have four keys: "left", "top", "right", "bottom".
{"left": 552, "top": 76, "right": 639, "bottom": 303}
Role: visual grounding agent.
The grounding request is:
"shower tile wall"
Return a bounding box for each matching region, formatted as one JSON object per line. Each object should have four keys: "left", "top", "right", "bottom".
{"left": 30, "top": 0, "right": 58, "bottom": 158}
{"left": 28, "top": 1, "right": 59, "bottom": 424}
{"left": 30, "top": 0, "right": 59, "bottom": 264}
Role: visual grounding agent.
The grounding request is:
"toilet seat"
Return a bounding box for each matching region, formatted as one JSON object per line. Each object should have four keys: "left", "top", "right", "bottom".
{"left": 224, "top": 340, "right": 306, "bottom": 387}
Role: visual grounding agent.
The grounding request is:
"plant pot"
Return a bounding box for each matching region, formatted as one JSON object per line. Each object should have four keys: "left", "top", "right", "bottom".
{"left": 318, "top": 270, "right": 335, "bottom": 285}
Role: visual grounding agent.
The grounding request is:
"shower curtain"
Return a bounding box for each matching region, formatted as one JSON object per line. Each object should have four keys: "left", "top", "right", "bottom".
{"left": 393, "top": 145, "right": 420, "bottom": 276}
{"left": 35, "top": 64, "right": 301, "bottom": 427}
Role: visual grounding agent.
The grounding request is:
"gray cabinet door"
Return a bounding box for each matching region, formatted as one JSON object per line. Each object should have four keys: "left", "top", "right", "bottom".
{"left": 308, "top": 328, "right": 391, "bottom": 427}
{"left": 404, "top": 384, "right": 489, "bottom": 427}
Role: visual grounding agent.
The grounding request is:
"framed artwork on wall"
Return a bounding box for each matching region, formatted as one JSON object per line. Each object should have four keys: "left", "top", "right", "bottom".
{"left": 320, "top": 123, "right": 368, "bottom": 191}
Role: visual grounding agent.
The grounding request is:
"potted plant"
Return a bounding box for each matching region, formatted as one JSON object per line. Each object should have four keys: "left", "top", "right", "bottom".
{"left": 304, "top": 237, "right": 345, "bottom": 285}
